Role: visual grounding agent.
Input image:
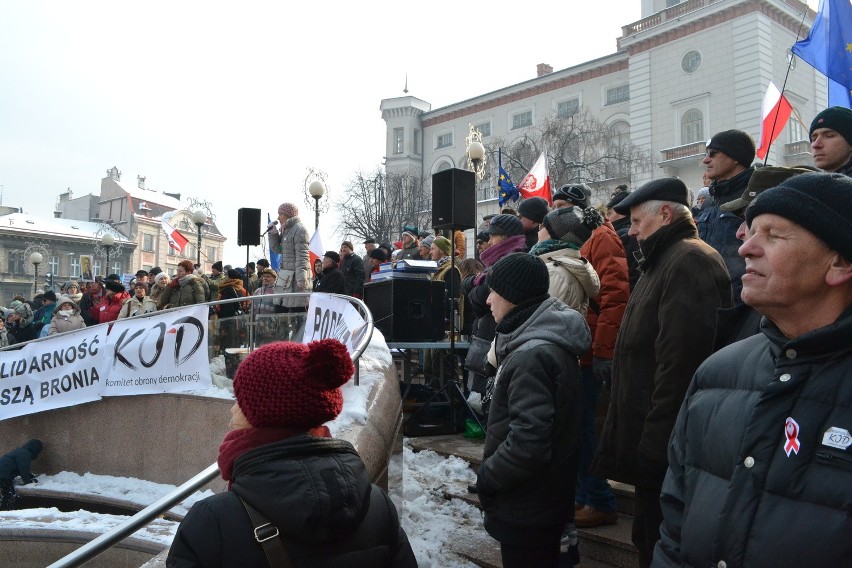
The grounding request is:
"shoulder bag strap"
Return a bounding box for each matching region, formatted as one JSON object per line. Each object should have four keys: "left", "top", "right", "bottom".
{"left": 238, "top": 495, "right": 294, "bottom": 568}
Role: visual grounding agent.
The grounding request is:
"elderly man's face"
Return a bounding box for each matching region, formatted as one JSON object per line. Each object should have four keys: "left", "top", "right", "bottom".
{"left": 810, "top": 128, "right": 852, "bottom": 172}
{"left": 487, "top": 289, "right": 515, "bottom": 323}
{"left": 703, "top": 148, "right": 741, "bottom": 181}
{"left": 628, "top": 204, "right": 669, "bottom": 241}
{"left": 552, "top": 199, "right": 571, "bottom": 210}
{"left": 739, "top": 213, "right": 836, "bottom": 317}
{"left": 365, "top": 243, "right": 376, "bottom": 253}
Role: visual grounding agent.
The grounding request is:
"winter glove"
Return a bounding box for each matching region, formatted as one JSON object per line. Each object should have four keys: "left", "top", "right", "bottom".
{"left": 20, "top": 476, "right": 37, "bottom": 485}
{"left": 592, "top": 357, "right": 613, "bottom": 383}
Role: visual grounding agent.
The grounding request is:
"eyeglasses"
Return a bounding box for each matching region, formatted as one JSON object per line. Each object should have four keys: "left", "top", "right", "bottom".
{"left": 705, "top": 149, "right": 719, "bottom": 158}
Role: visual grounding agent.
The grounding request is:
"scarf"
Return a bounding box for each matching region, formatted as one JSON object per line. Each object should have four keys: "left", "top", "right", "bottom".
{"left": 529, "top": 239, "right": 579, "bottom": 256}
{"left": 217, "top": 277, "right": 246, "bottom": 300}
{"left": 217, "top": 425, "right": 331, "bottom": 488}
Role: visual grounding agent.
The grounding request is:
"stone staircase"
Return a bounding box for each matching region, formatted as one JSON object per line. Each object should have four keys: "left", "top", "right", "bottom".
{"left": 407, "top": 435, "right": 639, "bottom": 568}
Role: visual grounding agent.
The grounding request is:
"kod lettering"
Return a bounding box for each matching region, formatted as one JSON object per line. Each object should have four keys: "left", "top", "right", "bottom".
{"left": 112, "top": 317, "right": 204, "bottom": 370}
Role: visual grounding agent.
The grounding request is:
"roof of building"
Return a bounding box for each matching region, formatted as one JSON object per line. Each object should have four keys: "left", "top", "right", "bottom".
{"left": 113, "top": 179, "right": 183, "bottom": 211}
{"left": 0, "top": 213, "right": 132, "bottom": 243}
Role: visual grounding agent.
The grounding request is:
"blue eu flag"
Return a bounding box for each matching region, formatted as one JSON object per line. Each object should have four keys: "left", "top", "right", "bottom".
{"left": 267, "top": 213, "right": 282, "bottom": 270}
{"left": 792, "top": 0, "right": 852, "bottom": 108}
{"left": 497, "top": 149, "right": 520, "bottom": 206}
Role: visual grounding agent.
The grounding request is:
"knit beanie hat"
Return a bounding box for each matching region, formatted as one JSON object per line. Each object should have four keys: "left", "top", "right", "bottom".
{"left": 401, "top": 225, "right": 419, "bottom": 240}
{"left": 433, "top": 236, "right": 453, "bottom": 256}
{"left": 720, "top": 166, "right": 814, "bottom": 216}
{"left": 421, "top": 236, "right": 435, "bottom": 249}
{"left": 233, "top": 339, "right": 354, "bottom": 428}
{"left": 341, "top": 241, "right": 354, "bottom": 250}
{"left": 13, "top": 301, "right": 33, "bottom": 324}
{"left": 553, "top": 184, "right": 590, "bottom": 208}
{"left": 278, "top": 203, "right": 299, "bottom": 218}
{"left": 487, "top": 253, "right": 550, "bottom": 305}
{"left": 707, "top": 129, "right": 756, "bottom": 166}
{"left": 745, "top": 172, "right": 852, "bottom": 261}
{"left": 324, "top": 251, "right": 341, "bottom": 264}
{"left": 486, "top": 214, "right": 524, "bottom": 237}
{"left": 606, "top": 190, "right": 631, "bottom": 209}
{"left": 212, "top": 261, "right": 223, "bottom": 271}
{"left": 226, "top": 268, "right": 241, "bottom": 280}
{"left": 517, "top": 197, "right": 550, "bottom": 223}
{"left": 104, "top": 280, "right": 126, "bottom": 293}
{"left": 369, "top": 248, "right": 388, "bottom": 261}
{"left": 542, "top": 206, "right": 604, "bottom": 247}
{"left": 43, "top": 290, "right": 57, "bottom": 302}
{"left": 809, "top": 106, "right": 852, "bottom": 145}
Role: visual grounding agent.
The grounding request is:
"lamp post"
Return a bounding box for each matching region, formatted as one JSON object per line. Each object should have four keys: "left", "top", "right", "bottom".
{"left": 29, "top": 252, "right": 43, "bottom": 296}
{"left": 308, "top": 180, "right": 326, "bottom": 231}
{"left": 192, "top": 210, "right": 207, "bottom": 269}
{"left": 467, "top": 128, "right": 487, "bottom": 260}
{"left": 101, "top": 233, "right": 115, "bottom": 275}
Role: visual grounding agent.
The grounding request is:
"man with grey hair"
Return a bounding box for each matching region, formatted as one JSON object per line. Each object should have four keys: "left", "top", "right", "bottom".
{"left": 592, "top": 178, "right": 732, "bottom": 568}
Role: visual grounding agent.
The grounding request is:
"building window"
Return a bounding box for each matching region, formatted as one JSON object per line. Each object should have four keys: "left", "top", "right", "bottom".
{"left": 142, "top": 233, "right": 154, "bottom": 252}
{"left": 71, "top": 256, "right": 80, "bottom": 278}
{"left": 168, "top": 246, "right": 175, "bottom": 257}
{"left": 206, "top": 246, "right": 217, "bottom": 262}
{"left": 606, "top": 121, "right": 631, "bottom": 178}
{"left": 682, "top": 50, "right": 702, "bottom": 73}
{"left": 667, "top": 0, "right": 683, "bottom": 7}
{"left": 7, "top": 251, "right": 24, "bottom": 274}
{"left": 473, "top": 122, "right": 491, "bottom": 137}
{"left": 436, "top": 132, "right": 453, "bottom": 149}
{"left": 393, "top": 128, "right": 404, "bottom": 154}
{"left": 93, "top": 260, "right": 102, "bottom": 277}
{"left": 681, "top": 109, "right": 703, "bottom": 144}
{"left": 112, "top": 261, "right": 121, "bottom": 275}
{"left": 788, "top": 113, "right": 805, "bottom": 142}
{"left": 511, "top": 110, "right": 533, "bottom": 130}
{"left": 557, "top": 98, "right": 580, "bottom": 117}
{"left": 606, "top": 85, "right": 630, "bottom": 106}
{"left": 49, "top": 256, "right": 59, "bottom": 276}
{"left": 414, "top": 129, "right": 421, "bottom": 154}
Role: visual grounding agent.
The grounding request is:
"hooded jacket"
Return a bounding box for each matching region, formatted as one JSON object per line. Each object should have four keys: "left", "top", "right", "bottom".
{"left": 167, "top": 435, "right": 416, "bottom": 568}
{"left": 477, "top": 297, "right": 590, "bottom": 545}
{"left": 535, "top": 246, "right": 600, "bottom": 317}
{"left": 0, "top": 439, "right": 42, "bottom": 482}
{"left": 49, "top": 297, "right": 86, "bottom": 335}
{"left": 158, "top": 274, "right": 206, "bottom": 309}
{"left": 654, "top": 309, "right": 852, "bottom": 568}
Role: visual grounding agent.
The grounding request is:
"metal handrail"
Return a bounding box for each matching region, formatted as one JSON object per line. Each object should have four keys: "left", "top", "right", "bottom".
{"left": 35, "top": 292, "right": 374, "bottom": 568}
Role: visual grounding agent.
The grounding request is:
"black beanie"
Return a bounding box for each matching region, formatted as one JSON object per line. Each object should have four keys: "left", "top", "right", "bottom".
{"left": 324, "top": 251, "right": 341, "bottom": 264}
{"left": 542, "top": 207, "right": 604, "bottom": 247}
{"left": 707, "top": 129, "right": 756, "bottom": 167}
{"left": 517, "top": 196, "right": 550, "bottom": 223}
{"left": 809, "top": 106, "right": 852, "bottom": 146}
{"left": 745, "top": 172, "right": 852, "bottom": 261}
{"left": 487, "top": 253, "right": 549, "bottom": 305}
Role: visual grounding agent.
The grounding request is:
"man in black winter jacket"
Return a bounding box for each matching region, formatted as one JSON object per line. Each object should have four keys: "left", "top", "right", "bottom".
{"left": 476, "top": 253, "right": 589, "bottom": 568}
{"left": 339, "top": 241, "right": 364, "bottom": 298}
{"left": 314, "top": 251, "right": 346, "bottom": 295}
{"left": 655, "top": 172, "right": 852, "bottom": 568}
{"left": 0, "top": 439, "right": 42, "bottom": 509}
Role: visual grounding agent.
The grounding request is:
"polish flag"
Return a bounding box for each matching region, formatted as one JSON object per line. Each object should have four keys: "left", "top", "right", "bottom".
{"left": 756, "top": 81, "right": 793, "bottom": 160}
{"left": 517, "top": 151, "right": 552, "bottom": 204}
{"left": 308, "top": 229, "right": 324, "bottom": 275}
{"left": 162, "top": 217, "right": 189, "bottom": 253}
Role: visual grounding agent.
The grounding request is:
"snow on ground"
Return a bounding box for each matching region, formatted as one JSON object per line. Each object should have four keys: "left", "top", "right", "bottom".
{"left": 29, "top": 471, "right": 214, "bottom": 517}
{"left": 396, "top": 442, "right": 481, "bottom": 568}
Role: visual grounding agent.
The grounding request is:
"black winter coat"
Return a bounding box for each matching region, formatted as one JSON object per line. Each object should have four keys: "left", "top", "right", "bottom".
{"left": 610, "top": 216, "right": 640, "bottom": 290}
{"left": 655, "top": 309, "right": 852, "bottom": 568}
{"left": 314, "top": 267, "right": 345, "bottom": 295}
{"left": 167, "top": 436, "right": 416, "bottom": 568}
{"left": 593, "top": 217, "right": 732, "bottom": 488}
{"left": 0, "top": 439, "right": 42, "bottom": 482}
{"left": 340, "top": 254, "right": 364, "bottom": 297}
{"left": 477, "top": 297, "right": 589, "bottom": 546}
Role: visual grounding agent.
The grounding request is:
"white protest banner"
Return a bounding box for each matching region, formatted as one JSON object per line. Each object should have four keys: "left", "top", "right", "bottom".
{"left": 304, "top": 293, "right": 367, "bottom": 354}
{"left": 102, "top": 305, "right": 212, "bottom": 396}
{"left": 0, "top": 326, "right": 112, "bottom": 420}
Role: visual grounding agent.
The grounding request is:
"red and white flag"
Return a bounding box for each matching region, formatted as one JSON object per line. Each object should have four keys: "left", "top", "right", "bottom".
{"left": 161, "top": 215, "right": 189, "bottom": 253}
{"left": 308, "top": 229, "right": 324, "bottom": 273}
{"left": 517, "top": 151, "right": 552, "bottom": 204}
{"left": 756, "top": 81, "right": 793, "bottom": 160}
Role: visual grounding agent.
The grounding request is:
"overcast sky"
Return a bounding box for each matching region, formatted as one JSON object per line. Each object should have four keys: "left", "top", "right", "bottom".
{"left": 0, "top": 1, "right": 817, "bottom": 262}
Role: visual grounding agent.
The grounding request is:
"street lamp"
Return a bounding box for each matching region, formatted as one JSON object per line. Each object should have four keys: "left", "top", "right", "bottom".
{"left": 308, "top": 180, "right": 325, "bottom": 231}
{"left": 192, "top": 210, "right": 207, "bottom": 268}
{"left": 29, "top": 252, "right": 43, "bottom": 296}
{"left": 101, "top": 233, "right": 115, "bottom": 275}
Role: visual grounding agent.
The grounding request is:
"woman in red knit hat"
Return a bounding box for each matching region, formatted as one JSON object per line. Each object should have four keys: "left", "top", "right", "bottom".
{"left": 167, "top": 339, "right": 416, "bottom": 567}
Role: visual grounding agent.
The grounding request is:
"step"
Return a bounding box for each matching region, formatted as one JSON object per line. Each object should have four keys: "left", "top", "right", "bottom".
{"left": 407, "top": 434, "right": 485, "bottom": 467}
{"left": 577, "top": 513, "right": 639, "bottom": 568}
{"left": 611, "top": 481, "right": 635, "bottom": 516}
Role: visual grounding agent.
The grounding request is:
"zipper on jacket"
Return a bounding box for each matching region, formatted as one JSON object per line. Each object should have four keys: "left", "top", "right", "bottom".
{"left": 816, "top": 451, "right": 852, "bottom": 470}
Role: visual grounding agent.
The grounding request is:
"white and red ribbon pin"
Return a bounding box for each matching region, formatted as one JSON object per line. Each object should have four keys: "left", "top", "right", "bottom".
{"left": 784, "top": 417, "right": 801, "bottom": 457}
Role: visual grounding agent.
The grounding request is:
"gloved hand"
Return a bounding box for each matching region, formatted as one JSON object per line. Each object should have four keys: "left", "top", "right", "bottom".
{"left": 592, "top": 357, "right": 613, "bottom": 383}
{"left": 21, "top": 476, "right": 37, "bottom": 485}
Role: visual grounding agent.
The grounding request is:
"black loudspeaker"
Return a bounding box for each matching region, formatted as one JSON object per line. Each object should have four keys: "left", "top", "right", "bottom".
{"left": 363, "top": 279, "right": 446, "bottom": 342}
{"left": 237, "top": 208, "right": 261, "bottom": 246}
{"left": 432, "top": 168, "right": 476, "bottom": 230}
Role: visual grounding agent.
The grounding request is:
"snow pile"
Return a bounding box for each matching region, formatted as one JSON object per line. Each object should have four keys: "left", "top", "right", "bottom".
{"left": 398, "top": 443, "right": 481, "bottom": 568}
{"left": 30, "top": 471, "right": 214, "bottom": 517}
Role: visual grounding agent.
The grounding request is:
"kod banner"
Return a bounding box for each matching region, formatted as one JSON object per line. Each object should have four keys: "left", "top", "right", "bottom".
{"left": 0, "top": 327, "right": 112, "bottom": 420}
{"left": 303, "top": 293, "right": 367, "bottom": 354}
{"left": 103, "top": 305, "right": 212, "bottom": 396}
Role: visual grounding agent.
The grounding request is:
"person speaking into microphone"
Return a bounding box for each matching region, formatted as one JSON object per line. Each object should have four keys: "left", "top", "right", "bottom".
{"left": 262, "top": 219, "right": 278, "bottom": 235}
{"left": 268, "top": 203, "right": 310, "bottom": 312}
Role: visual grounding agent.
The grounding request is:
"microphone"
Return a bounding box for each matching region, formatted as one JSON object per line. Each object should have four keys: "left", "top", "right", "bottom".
{"left": 262, "top": 220, "right": 279, "bottom": 235}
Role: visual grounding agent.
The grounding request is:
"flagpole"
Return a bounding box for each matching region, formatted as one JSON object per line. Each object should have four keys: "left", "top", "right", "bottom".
{"left": 766, "top": 7, "right": 811, "bottom": 163}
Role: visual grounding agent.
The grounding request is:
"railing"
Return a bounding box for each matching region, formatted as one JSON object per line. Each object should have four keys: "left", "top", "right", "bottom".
{"left": 621, "top": 0, "right": 722, "bottom": 36}
{"left": 659, "top": 140, "right": 707, "bottom": 163}
{"left": 20, "top": 292, "right": 374, "bottom": 568}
